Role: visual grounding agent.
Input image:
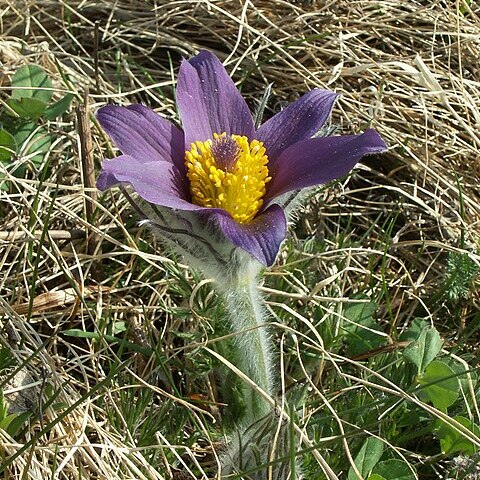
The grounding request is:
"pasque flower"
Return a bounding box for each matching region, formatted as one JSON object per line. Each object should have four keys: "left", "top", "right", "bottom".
{"left": 97, "top": 51, "right": 388, "bottom": 478}
{"left": 97, "top": 50, "right": 387, "bottom": 266}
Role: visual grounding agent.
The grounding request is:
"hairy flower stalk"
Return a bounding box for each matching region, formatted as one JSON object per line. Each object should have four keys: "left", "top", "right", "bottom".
{"left": 218, "top": 264, "right": 273, "bottom": 419}
{"left": 97, "top": 50, "right": 387, "bottom": 478}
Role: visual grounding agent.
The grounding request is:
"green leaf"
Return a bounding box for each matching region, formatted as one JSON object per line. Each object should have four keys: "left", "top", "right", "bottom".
{"left": 436, "top": 416, "right": 480, "bottom": 455}
{"left": 113, "top": 321, "right": 127, "bottom": 335}
{"left": 0, "top": 413, "right": 19, "bottom": 431}
{"left": 0, "top": 128, "right": 17, "bottom": 190}
{"left": 7, "top": 97, "right": 48, "bottom": 120}
{"left": 0, "top": 176, "right": 9, "bottom": 191}
{"left": 0, "top": 393, "right": 8, "bottom": 420}
{"left": 344, "top": 299, "right": 377, "bottom": 325}
{"left": 348, "top": 437, "right": 384, "bottom": 480}
{"left": 43, "top": 93, "right": 74, "bottom": 120}
{"left": 12, "top": 122, "right": 52, "bottom": 165}
{"left": 418, "top": 360, "right": 459, "bottom": 411}
{"left": 0, "top": 128, "right": 17, "bottom": 162}
{"left": 444, "top": 252, "right": 479, "bottom": 302}
{"left": 10, "top": 64, "right": 53, "bottom": 104}
{"left": 397, "top": 405, "right": 429, "bottom": 428}
{"left": 403, "top": 326, "right": 443, "bottom": 374}
{"left": 0, "top": 347, "right": 16, "bottom": 370}
{"left": 343, "top": 299, "right": 385, "bottom": 356}
{"left": 368, "top": 475, "right": 386, "bottom": 480}
{"left": 448, "top": 360, "right": 473, "bottom": 394}
{"left": 372, "top": 459, "right": 416, "bottom": 480}
{"left": 5, "top": 411, "right": 32, "bottom": 438}
{"left": 399, "top": 318, "right": 429, "bottom": 342}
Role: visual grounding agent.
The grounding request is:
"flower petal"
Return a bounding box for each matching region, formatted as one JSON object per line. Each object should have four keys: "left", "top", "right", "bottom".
{"left": 256, "top": 89, "right": 339, "bottom": 163}
{"left": 98, "top": 154, "right": 286, "bottom": 265}
{"left": 176, "top": 50, "right": 255, "bottom": 147}
{"left": 97, "top": 154, "right": 199, "bottom": 210}
{"left": 97, "top": 104, "right": 186, "bottom": 174}
{"left": 266, "top": 129, "right": 387, "bottom": 199}
{"left": 207, "top": 204, "right": 287, "bottom": 266}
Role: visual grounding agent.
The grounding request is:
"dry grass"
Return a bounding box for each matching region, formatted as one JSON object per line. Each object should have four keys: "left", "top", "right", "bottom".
{"left": 0, "top": 1, "right": 479, "bottom": 479}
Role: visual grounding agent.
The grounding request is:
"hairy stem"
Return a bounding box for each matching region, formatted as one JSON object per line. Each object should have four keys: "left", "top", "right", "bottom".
{"left": 217, "top": 268, "right": 300, "bottom": 479}
{"left": 218, "top": 269, "right": 274, "bottom": 421}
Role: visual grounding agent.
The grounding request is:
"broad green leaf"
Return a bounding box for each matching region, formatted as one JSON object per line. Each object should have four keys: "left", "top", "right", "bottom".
{"left": 368, "top": 475, "right": 386, "bottom": 480}
{"left": 403, "top": 326, "right": 443, "bottom": 373}
{"left": 419, "top": 360, "right": 459, "bottom": 411}
{"left": 372, "top": 459, "right": 416, "bottom": 480}
{"left": 348, "top": 437, "right": 384, "bottom": 480}
{"left": 399, "top": 318, "right": 429, "bottom": 342}
{"left": 436, "top": 416, "right": 480, "bottom": 455}
{"left": 344, "top": 299, "right": 377, "bottom": 325}
{"left": 0, "top": 128, "right": 17, "bottom": 162}
{"left": 397, "top": 405, "right": 429, "bottom": 428}
{"left": 343, "top": 299, "right": 385, "bottom": 356}
{"left": 448, "top": 360, "right": 473, "bottom": 394}
{"left": 113, "top": 321, "right": 127, "bottom": 335}
{"left": 10, "top": 64, "right": 53, "bottom": 104}
{"left": 7, "top": 97, "right": 48, "bottom": 120}
{"left": 43, "top": 93, "right": 74, "bottom": 120}
{"left": 13, "top": 122, "right": 52, "bottom": 165}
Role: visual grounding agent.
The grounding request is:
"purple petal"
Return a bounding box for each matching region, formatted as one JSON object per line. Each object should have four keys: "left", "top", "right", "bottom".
{"left": 97, "top": 104, "right": 186, "bottom": 174}
{"left": 257, "top": 89, "right": 339, "bottom": 163}
{"left": 207, "top": 204, "right": 287, "bottom": 266}
{"left": 266, "top": 129, "right": 387, "bottom": 199}
{"left": 97, "top": 154, "right": 199, "bottom": 210}
{"left": 98, "top": 152, "right": 287, "bottom": 264}
{"left": 176, "top": 50, "right": 255, "bottom": 148}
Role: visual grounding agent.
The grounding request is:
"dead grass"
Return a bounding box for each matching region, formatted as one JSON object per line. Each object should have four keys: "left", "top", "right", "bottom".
{"left": 0, "top": 0, "right": 479, "bottom": 479}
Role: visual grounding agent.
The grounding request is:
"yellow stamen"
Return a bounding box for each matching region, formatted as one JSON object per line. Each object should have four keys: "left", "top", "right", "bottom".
{"left": 185, "top": 133, "right": 271, "bottom": 224}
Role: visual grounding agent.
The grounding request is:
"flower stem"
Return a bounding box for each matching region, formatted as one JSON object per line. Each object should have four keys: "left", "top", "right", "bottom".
{"left": 218, "top": 269, "right": 274, "bottom": 421}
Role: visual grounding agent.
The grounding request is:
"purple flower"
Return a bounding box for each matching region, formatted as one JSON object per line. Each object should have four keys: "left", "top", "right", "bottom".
{"left": 97, "top": 51, "right": 387, "bottom": 266}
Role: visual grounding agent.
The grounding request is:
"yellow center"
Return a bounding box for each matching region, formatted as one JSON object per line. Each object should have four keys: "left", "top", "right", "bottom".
{"left": 185, "top": 133, "right": 271, "bottom": 224}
